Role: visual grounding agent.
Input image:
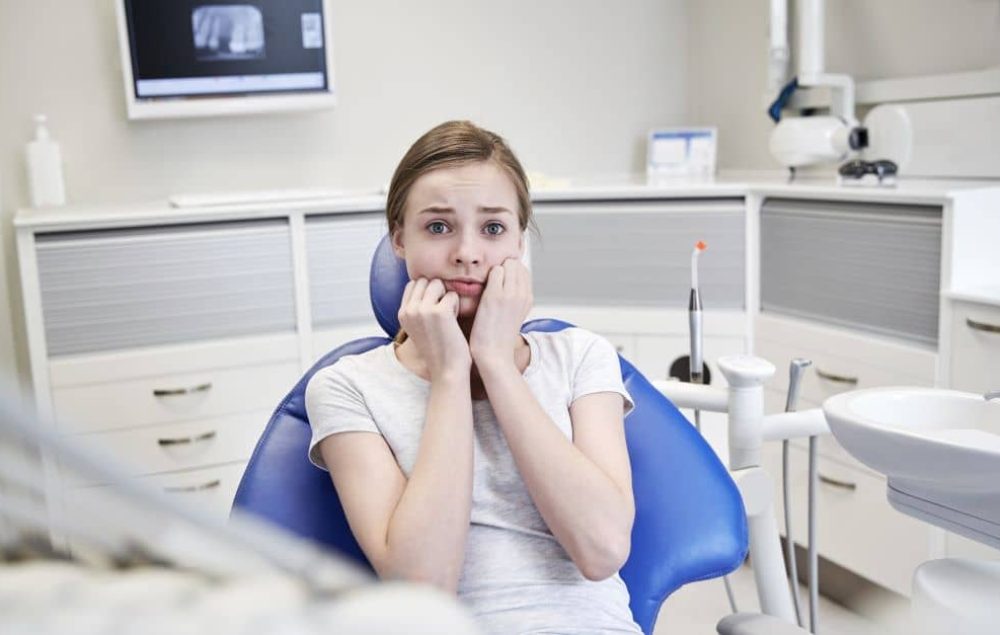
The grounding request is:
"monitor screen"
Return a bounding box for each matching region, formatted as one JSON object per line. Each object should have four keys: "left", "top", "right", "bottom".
{"left": 123, "top": 0, "right": 330, "bottom": 100}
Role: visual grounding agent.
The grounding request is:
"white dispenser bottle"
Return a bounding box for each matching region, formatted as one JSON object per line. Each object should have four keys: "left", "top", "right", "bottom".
{"left": 26, "top": 114, "right": 66, "bottom": 207}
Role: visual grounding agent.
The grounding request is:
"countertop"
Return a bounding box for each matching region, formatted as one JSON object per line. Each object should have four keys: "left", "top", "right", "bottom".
{"left": 15, "top": 170, "right": 1000, "bottom": 232}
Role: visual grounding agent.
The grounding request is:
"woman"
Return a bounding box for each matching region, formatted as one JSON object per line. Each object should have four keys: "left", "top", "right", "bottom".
{"left": 306, "top": 120, "right": 641, "bottom": 634}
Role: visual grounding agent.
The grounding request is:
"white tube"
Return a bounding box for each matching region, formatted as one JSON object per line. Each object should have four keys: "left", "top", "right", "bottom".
{"left": 650, "top": 380, "right": 728, "bottom": 413}
{"left": 798, "top": 0, "right": 824, "bottom": 80}
{"left": 761, "top": 408, "right": 830, "bottom": 442}
{"left": 733, "top": 467, "right": 798, "bottom": 623}
{"left": 769, "top": 0, "right": 790, "bottom": 92}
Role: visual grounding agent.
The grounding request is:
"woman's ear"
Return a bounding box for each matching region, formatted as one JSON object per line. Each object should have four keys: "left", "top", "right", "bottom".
{"left": 391, "top": 226, "right": 405, "bottom": 259}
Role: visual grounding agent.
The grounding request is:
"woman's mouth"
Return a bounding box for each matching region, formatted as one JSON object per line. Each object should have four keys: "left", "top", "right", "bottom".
{"left": 446, "top": 279, "right": 484, "bottom": 296}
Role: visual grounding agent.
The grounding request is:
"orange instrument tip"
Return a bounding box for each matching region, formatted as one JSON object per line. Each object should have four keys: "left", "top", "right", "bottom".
{"left": 695, "top": 240, "right": 707, "bottom": 251}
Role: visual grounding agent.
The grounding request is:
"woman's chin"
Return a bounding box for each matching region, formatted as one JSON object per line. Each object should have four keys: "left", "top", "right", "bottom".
{"left": 457, "top": 296, "right": 479, "bottom": 318}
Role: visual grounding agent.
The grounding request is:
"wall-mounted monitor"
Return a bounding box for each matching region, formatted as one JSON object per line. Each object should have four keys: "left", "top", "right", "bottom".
{"left": 115, "top": 0, "right": 335, "bottom": 120}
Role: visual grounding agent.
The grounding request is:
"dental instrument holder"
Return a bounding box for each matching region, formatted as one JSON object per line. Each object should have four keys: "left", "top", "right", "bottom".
{"left": 718, "top": 356, "right": 774, "bottom": 470}
{"left": 689, "top": 286, "right": 704, "bottom": 430}
{"left": 653, "top": 358, "right": 834, "bottom": 632}
{"left": 716, "top": 356, "right": 798, "bottom": 624}
{"left": 783, "top": 359, "right": 813, "bottom": 631}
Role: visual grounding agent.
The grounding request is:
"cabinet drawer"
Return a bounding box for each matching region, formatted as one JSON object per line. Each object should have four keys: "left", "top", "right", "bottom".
{"left": 64, "top": 411, "right": 271, "bottom": 487}
{"left": 756, "top": 313, "right": 936, "bottom": 406}
{"left": 52, "top": 362, "right": 298, "bottom": 434}
{"left": 763, "top": 441, "right": 930, "bottom": 595}
{"left": 949, "top": 301, "right": 1000, "bottom": 393}
{"left": 68, "top": 462, "right": 247, "bottom": 525}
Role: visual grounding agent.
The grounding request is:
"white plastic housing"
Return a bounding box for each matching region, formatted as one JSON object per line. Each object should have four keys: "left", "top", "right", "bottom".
{"left": 768, "top": 116, "right": 852, "bottom": 168}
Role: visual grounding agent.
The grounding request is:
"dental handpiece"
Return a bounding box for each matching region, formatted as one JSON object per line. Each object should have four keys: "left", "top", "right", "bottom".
{"left": 785, "top": 358, "right": 812, "bottom": 412}
{"left": 782, "top": 357, "right": 813, "bottom": 629}
{"left": 688, "top": 241, "right": 706, "bottom": 386}
{"left": 688, "top": 288, "right": 703, "bottom": 385}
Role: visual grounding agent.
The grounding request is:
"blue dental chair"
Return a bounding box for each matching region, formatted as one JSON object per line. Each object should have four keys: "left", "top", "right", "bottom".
{"left": 232, "top": 236, "right": 748, "bottom": 634}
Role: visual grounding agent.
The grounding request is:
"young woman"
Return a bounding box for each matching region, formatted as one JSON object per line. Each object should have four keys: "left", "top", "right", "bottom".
{"left": 306, "top": 121, "right": 641, "bottom": 634}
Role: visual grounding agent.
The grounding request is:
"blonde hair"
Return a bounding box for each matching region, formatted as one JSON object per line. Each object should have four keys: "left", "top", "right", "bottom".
{"left": 386, "top": 121, "right": 535, "bottom": 344}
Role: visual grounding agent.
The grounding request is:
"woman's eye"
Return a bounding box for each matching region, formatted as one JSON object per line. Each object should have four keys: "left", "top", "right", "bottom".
{"left": 427, "top": 221, "right": 448, "bottom": 234}
{"left": 484, "top": 222, "right": 506, "bottom": 236}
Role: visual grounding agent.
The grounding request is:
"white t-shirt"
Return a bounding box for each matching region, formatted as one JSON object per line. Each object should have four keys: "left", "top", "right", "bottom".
{"left": 305, "top": 326, "right": 640, "bottom": 634}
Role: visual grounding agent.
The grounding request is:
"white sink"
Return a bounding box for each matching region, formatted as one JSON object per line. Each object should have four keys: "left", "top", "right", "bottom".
{"left": 823, "top": 387, "right": 1000, "bottom": 549}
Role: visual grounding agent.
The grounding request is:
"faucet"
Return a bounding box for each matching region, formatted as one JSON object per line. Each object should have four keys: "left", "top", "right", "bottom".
{"left": 986, "top": 390, "right": 1000, "bottom": 401}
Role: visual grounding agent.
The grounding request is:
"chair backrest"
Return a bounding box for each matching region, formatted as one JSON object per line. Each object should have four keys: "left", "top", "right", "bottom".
{"left": 232, "top": 236, "right": 748, "bottom": 634}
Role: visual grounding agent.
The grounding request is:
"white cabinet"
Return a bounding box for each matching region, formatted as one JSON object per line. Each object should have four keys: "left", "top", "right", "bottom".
{"left": 756, "top": 196, "right": 945, "bottom": 596}
{"left": 530, "top": 197, "right": 750, "bottom": 404}
{"left": 17, "top": 209, "right": 384, "bottom": 528}
{"left": 944, "top": 300, "right": 1000, "bottom": 561}
{"left": 949, "top": 300, "right": 1000, "bottom": 395}
{"left": 760, "top": 439, "right": 932, "bottom": 596}
{"left": 15, "top": 182, "right": 999, "bottom": 581}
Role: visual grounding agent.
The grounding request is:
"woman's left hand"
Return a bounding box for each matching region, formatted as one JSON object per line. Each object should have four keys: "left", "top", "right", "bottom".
{"left": 469, "top": 258, "right": 533, "bottom": 369}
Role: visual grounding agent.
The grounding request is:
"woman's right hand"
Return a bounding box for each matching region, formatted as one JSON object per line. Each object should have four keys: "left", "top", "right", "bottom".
{"left": 397, "top": 278, "right": 472, "bottom": 379}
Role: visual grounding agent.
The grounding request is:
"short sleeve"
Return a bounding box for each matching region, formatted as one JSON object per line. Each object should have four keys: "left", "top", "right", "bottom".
{"left": 571, "top": 332, "right": 635, "bottom": 417}
{"left": 305, "top": 362, "right": 380, "bottom": 471}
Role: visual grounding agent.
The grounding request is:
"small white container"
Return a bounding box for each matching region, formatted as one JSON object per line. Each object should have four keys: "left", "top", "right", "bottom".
{"left": 26, "top": 114, "right": 66, "bottom": 207}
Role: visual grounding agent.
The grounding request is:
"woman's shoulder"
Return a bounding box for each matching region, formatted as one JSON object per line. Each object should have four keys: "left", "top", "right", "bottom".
{"left": 306, "top": 342, "right": 394, "bottom": 394}
{"left": 525, "top": 325, "right": 615, "bottom": 364}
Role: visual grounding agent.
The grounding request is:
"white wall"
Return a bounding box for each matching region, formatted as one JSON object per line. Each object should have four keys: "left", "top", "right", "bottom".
{"left": 0, "top": 0, "right": 690, "bottom": 386}
{"left": 686, "top": 0, "right": 1000, "bottom": 171}
{"left": 4, "top": 0, "right": 998, "bottom": 391}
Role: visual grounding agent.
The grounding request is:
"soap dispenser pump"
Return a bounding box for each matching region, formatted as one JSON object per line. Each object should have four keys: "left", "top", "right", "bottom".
{"left": 26, "top": 114, "right": 66, "bottom": 207}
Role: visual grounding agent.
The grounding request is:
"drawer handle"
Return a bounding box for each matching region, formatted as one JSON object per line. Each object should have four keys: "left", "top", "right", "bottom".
{"left": 818, "top": 473, "right": 857, "bottom": 491}
{"left": 966, "top": 317, "right": 1000, "bottom": 334}
{"left": 152, "top": 382, "right": 213, "bottom": 398}
{"left": 157, "top": 431, "right": 217, "bottom": 447}
{"left": 815, "top": 368, "right": 858, "bottom": 386}
{"left": 164, "top": 479, "right": 221, "bottom": 493}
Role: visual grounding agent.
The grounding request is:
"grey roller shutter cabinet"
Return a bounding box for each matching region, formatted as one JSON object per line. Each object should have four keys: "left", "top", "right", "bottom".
{"left": 36, "top": 220, "right": 297, "bottom": 356}
{"left": 306, "top": 213, "right": 387, "bottom": 327}
{"left": 530, "top": 200, "right": 746, "bottom": 309}
{"left": 760, "top": 198, "right": 942, "bottom": 346}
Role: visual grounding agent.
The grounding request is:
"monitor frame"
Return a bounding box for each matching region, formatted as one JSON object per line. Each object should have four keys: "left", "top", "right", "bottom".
{"left": 115, "top": 0, "right": 336, "bottom": 120}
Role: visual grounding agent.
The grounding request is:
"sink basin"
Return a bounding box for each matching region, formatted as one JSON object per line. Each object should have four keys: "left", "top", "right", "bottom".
{"left": 823, "top": 387, "right": 1000, "bottom": 549}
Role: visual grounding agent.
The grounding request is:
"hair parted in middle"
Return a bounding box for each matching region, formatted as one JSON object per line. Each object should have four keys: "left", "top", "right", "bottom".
{"left": 385, "top": 121, "right": 537, "bottom": 344}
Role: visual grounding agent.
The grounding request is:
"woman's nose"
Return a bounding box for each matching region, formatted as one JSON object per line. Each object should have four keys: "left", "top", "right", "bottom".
{"left": 452, "top": 232, "right": 482, "bottom": 265}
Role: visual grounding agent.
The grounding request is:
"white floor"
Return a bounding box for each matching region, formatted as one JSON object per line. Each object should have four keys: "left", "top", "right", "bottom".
{"left": 653, "top": 564, "right": 891, "bottom": 634}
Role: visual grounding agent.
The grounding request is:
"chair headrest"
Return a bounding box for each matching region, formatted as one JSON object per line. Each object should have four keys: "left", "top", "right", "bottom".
{"left": 369, "top": 234, "right": 410, "bottom": 338}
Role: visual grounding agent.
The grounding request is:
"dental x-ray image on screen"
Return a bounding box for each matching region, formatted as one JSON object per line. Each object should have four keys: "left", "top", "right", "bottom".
{"left": 192, "top": 5, "right": 266, "bottom": 61}
{"left": 123, "top": 0, "right": 329, "bottom": 101}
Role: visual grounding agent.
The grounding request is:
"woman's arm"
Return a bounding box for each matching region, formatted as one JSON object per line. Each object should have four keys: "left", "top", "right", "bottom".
{"left": 319, "top": 277, "right": 476, "bottom": 592}
{"left": 477, "top": 361, "right": 635, "bottom": 581}
{"left": 318, "top": 372, "right": 474, "bottom": 592}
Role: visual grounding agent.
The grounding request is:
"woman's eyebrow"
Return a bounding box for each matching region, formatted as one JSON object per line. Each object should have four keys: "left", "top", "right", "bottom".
{"left": 416, "top": 206, "right": 455, "bottom": 216}
{"left": 479, "top": 206, "right": 514, "bottom": 215}
{"left": 416, "top": 206, "right": 513, "bottom": 215}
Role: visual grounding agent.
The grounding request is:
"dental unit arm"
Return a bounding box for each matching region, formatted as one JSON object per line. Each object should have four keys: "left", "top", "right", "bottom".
{"left": 651, "top": 363, "right": 829, "bottom": 634}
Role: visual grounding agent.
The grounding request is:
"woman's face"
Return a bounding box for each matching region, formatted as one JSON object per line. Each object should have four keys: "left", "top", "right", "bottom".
{"left": 392, "top": 160, "right": 525, "bottom": 319}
